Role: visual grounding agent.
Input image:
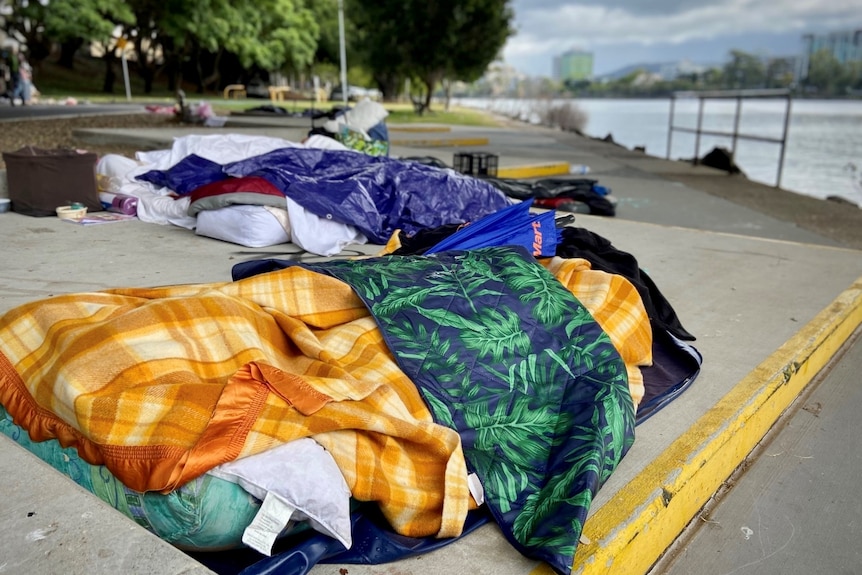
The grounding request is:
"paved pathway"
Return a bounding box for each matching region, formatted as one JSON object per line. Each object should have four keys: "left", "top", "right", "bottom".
{"left": 0, "top": 102, "right": 147, "bottom": 122}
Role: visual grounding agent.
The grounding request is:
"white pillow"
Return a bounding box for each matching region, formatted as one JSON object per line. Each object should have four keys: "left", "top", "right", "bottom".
{"left": 195, "top": 205, "right": 291, "bottom": 247}
{"left": 208, "top": 438, "right": 352, "bottom": 554}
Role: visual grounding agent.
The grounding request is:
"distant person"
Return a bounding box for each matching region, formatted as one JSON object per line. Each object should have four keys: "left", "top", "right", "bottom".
{"left": 0, "top": 49, "right": 9, "bottom": 100}
{"left": 10, "top": 53, "right": 32, "bottom": 106}
{"left": 2, "top": 47, "right": 17, "bottom": 103}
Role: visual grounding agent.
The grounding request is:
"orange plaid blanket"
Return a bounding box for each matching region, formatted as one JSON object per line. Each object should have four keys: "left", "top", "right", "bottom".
{"left": 0, "top": 256, "right": 650, "bottom": 540}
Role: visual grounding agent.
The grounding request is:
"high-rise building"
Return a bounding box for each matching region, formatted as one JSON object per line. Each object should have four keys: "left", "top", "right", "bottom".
{"left": 797, "top": 29, "right": 862, "bottom": 81}
{"left": 553, "top": 49, "right": 594, "bottom": 82}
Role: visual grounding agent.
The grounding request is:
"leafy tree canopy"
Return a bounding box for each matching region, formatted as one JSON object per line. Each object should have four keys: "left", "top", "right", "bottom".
{"left": 3, "top": 0, "right": 319, "bottom": 90}
{"left": 805, "top": 48, "right": 849, "bottom": 95}
{"left": 43, "top": 0, "right": 134, "bottom": 43}
{"left": 349, "top": 0, "right": 514, "bottom": 108}
{"left": 148, "top": 0, "right": 318, "bottom": 71}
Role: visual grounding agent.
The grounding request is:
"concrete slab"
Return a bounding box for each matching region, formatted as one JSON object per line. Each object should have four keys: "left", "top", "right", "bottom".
{"left": 600, "top": 176, "right": 842, "bottom": 247}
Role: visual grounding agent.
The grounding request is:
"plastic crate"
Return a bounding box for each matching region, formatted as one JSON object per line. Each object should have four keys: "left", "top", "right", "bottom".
{"left": 453, "top": 152, "right": 498, "bottom": 177}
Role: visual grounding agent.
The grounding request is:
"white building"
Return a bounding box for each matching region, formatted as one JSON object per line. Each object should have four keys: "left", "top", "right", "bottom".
{"left": 797, "top": 29, "right": 862, "bottom": 81}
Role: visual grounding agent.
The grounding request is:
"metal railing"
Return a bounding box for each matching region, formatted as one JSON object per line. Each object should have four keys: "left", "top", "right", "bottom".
{"left": 666, "top": 88, "right": 793, "bottom": 188}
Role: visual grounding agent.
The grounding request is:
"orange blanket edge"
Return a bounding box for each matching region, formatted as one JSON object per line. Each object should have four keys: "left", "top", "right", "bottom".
{"left": 0, "top": 349, "right": 271, "bottom": 494}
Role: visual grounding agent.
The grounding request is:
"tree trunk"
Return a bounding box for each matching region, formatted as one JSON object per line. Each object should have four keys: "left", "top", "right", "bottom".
{"left": 162, "top": 37, "right": 179, "bottom": 92}
{"left": 422, "top": 75, "right": 435, "bottom": 113}
{"left": 58, "top": 38, "right": 83, "bottom": 69}
{"left": 143, "top": 69, "right": 154, "bottom": 94}
{"left": 202, "top": 49, "right": 223, "bottom": 92}
{"left": 193, "top": 45, "right": 205, "bottom": 94}
{"left": 375, "top": 74, "right": 400, "bottom": 102}
{"left": 102, "top": 47, "right": 116, "bottom": 93}
{"left": 409, "top": 80, "right": 428, "bottom": 115}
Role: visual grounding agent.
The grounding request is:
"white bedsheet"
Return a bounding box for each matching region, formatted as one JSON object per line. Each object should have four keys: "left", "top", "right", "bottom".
{"left": 96, "top": 133, "right": 368, "bottom": 255}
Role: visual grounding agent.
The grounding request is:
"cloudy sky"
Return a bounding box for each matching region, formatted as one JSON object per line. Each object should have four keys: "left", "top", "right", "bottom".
{"left": 502, "top": 0, "right": 862, "bottom": 76}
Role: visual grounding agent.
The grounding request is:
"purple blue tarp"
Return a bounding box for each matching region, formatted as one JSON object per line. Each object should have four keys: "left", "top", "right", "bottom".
{"left": 224, "top": 148, "right": 512, "bottom": 243}
{"left": 139, "top": 148, "right": 513, "bottom": 244}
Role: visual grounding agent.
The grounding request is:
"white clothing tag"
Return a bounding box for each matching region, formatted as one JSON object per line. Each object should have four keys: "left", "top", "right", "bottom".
{"left": 242, "top": 491, "right": 296, "bottom": 556}
{"left": 468, "top": 473, "right": 485, "bottom": 506}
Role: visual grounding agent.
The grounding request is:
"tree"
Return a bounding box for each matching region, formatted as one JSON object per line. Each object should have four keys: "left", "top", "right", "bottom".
{"left": 3, "top": 0, "right": 54, "bottom": 63}
{"left": 847, "top": 61, "right": 862, "bottom": 92}
{"left": 722, "top": 50, "right": 766, "bottom": 89}
{"left": 347, "top": 0, "right": 410, "bottom": 101}
{"left": 307, "top": 0, "right": 345, "bottom": 67}
{"left": 437, "top": 0, "right": 513, "bottom": 110}
{"left": 117, "top": 0, "right": 318, "bottom": 93}
{"left": 805, "top": 49, "right": 849, "bottom": 95}
{"left": 764, "top": 57, "right": 795, "bottom": 89}
{"left": 43, "top": 0, "right": 134, "bottom": 69}
{"left": 700, "top": 67, "right": 725, "bottom": 89}
{"left": 350, "top": 0, "right": 514, "bottom": 111}
{"left": 4, "top": 0, "right": 134, "bottom": 96}
{"left": 159, "top": 0, "right": 319, "bottom": 92}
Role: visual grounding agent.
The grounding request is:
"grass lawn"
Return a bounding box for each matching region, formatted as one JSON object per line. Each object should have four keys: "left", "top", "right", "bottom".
{"left": 32, "top": 56, "right": 501, "bottom": 127}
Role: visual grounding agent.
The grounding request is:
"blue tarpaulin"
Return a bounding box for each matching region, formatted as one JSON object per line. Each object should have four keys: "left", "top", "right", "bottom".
{"left": 224, "top": 148, "right": 513, "bottom": 243}
{"left": 137, "top": 154, "right": 227, "bottom": 194}
{"left": 137, "top": 148, "right": 512, "bottom": 244}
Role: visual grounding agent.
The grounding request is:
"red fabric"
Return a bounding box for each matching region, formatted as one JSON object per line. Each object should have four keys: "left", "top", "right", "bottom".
{"left": 189, "top": 176, "right": 284, "bottom": 203}
{"left": 188, "top": 176, "right": 287, "bottom": 215}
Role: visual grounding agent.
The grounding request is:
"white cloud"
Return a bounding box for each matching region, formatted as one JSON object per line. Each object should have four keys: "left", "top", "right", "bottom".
{"left": 503, "top": 0, "right": 862, "bottom": 75}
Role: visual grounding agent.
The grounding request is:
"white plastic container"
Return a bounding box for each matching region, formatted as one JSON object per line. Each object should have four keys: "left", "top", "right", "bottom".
{"left": 56, "top": 205, "right": 88, "bottom": 220}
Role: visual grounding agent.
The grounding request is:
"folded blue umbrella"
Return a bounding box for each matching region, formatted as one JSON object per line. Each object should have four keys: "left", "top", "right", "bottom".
{"left": 425, "top": 199, "right": 560, "bottom": 257}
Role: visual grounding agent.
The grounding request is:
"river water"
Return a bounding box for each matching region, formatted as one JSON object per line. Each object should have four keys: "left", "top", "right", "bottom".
{"left": 455, "top": 97, "right": 862, "bottom": 205}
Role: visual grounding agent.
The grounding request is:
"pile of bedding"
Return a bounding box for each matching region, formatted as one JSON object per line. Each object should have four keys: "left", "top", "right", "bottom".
{"left": 3, "top": 125, "right": 702, "bottom": 572}
{"left": 0, "top": 228, "right": 701, "bottom": 573}
{"left": 98, "top": 133, "right": 512, "bottom": 256}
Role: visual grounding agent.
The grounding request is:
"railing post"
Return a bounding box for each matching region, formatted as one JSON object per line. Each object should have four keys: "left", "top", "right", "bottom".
{"left": 667, "top": 95, "right": 676, "bottom": 160}
{"left": 731, "top": 96, "right": 742, "bottom": 171}
{"left": 667, "top": 89, "right": 791, "bottom": 182}
{"left": 776, "top": 94, "right": 792, "bottom": 188}
{"left": 693, "top": 97, "right": 705, "bottom": 165}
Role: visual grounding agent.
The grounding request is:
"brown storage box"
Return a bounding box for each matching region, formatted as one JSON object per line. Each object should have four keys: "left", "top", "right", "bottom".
{"left": 2, "top": 147, "right": 102, "bottom": 217}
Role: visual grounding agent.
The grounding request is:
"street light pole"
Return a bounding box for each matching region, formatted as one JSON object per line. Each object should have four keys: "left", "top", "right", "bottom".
{"left": 338, "top": 0, "right": 348, "bottom": 107}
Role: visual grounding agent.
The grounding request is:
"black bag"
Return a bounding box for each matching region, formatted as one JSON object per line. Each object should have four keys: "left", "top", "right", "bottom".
{"left": 3, "top": 147, "right": 102, "bottom": 216}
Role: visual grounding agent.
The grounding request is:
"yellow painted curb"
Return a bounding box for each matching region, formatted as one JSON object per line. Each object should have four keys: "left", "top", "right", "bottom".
{"left": 389, "top": 137, "right": 490, "bottom": 147}
{"left": 529, "top": 277, "right": 862, "bottom": 575}
{"left": 497, "top": 163, "right": 571, "bottom": 179}
{"left": 388, "top": 125, "right": 452, "bottom": 133}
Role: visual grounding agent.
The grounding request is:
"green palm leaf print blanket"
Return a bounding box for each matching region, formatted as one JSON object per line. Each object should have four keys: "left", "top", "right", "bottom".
{"left": 233, "top": 245, "right": 636, "bottom": 574}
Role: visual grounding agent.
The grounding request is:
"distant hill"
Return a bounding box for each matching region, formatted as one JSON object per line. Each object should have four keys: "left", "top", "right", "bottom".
{"left": 596, "top": 60, "right": 720, "bottom": 82}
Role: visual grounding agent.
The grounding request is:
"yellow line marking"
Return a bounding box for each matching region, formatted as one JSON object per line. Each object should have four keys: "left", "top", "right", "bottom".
{"left": 389, "top": 137, "right": 490, "bottom": 147}
{"left": 388, "top": 126, "right": 452, "bottom": 133}
{"left": 497, "top": 163, "right": 571, "bottom": 179}
{"left": 528, "top": 276, "right": 862, "bottom": 575}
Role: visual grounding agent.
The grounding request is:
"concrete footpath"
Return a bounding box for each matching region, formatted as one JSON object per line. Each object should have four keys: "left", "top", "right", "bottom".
{"left": 655, "top": 330, "right": 862, "bottom": 575}
{"left": 1, "top": 116, "right": 861, "bottom": 575}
